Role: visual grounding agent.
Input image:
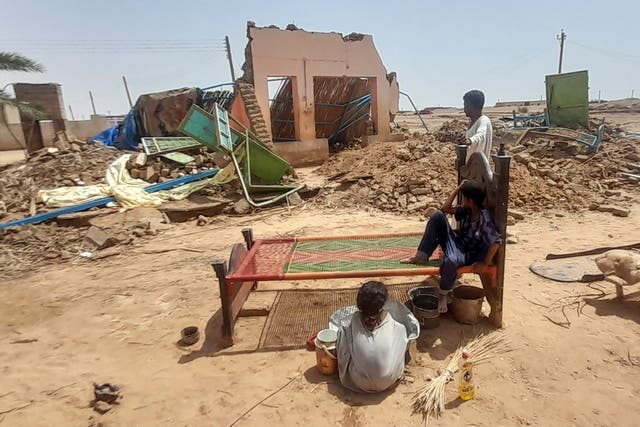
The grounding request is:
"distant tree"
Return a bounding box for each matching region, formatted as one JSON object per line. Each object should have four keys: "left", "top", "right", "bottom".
{"left": 0, "top": 52, "right": 46, "bottom": 117}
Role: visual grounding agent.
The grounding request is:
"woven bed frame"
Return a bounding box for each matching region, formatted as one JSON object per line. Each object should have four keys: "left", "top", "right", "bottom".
{"left": 212, "top": 145, "right": 511, "bottom": 343}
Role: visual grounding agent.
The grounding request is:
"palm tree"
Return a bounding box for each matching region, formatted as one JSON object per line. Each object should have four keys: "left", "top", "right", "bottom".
{"left": 1, "top": 52, "right": 46, "bottom": 117}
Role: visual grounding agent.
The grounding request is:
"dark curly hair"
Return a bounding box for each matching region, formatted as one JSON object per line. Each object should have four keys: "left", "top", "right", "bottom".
{"left": 460, "top": 181, "right": 486, "bottom": 208}
{"left": 356, "top": 281, "right": 388, "bottom": 316}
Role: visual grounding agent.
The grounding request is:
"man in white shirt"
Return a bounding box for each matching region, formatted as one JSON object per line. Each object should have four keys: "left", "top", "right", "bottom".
{"left": 463, "top": 90, "right": 493, "bottom": 161}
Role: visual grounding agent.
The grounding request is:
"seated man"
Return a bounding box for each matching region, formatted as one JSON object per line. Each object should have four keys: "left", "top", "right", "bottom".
{"left": 335, "top": 281, "right": 410, "bottom": 393}
{"left": 403, "top": 180, "right": 502, "bottom": 313}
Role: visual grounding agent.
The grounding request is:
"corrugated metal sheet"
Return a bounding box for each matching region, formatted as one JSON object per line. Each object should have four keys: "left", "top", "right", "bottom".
{"left": 545, "top": 70, "right": 589, "bottom": 129}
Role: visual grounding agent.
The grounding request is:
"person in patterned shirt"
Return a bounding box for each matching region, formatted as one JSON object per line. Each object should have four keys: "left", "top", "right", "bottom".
{"left": 402, "top": 180, "right": 502, "bottom": 312}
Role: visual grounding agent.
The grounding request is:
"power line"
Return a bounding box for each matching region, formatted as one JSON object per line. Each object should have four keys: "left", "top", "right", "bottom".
{"left": 0, "top": 38, "right": 227, "bottom": 53}
{"left": 0, "top": 44, "right": 226, "bottom": 49}
{"left": 566, "top": 40, "right": 640, "bottom": 61}
{"left": 2, "top": 47, "right": 227, "bottom": 51}
{"left": 0, "top": 38, "right": 225, "bottom": 43}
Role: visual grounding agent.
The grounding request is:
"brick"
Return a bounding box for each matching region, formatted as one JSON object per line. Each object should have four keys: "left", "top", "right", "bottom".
{"left": 140, "top": 166, "right": 158, "bottom": 182}
{"left": 611, "top": 207, "right": 630, "bottom": 217}
{"left": 133, "top": 152, "right": 147, "bottom": 167}
{"left": 411, "top": 187, "right": 430, "bottom": 196}
{"left": 85, "top": 226, "right": 117, "bottom": 250}
{"left": 508, "top": 209, "right": 525, "bottom": 220}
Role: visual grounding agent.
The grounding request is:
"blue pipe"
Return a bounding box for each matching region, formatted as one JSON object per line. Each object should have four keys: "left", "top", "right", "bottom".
{"left": 0, "top": 168, "right": 219, "bottom": 230}
{"left": 330, "top": 98, "right": 371, "bottom": 139}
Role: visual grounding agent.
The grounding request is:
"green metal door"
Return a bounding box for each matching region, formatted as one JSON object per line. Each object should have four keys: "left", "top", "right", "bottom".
{"left": 545, "top": 70, "right": 589, "bottom": 129}
{"left": 179, "top": 106, "right": 219, "bottom": 150}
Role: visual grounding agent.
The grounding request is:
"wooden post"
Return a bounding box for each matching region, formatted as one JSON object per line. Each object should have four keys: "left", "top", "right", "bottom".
{"left": 242, "top": 228, "right": 254, "bottom": 250}
{"left": 89, "top": 91, "right": 97, "bottom": 115}
{"left": 211, "top": 260, "right": 233, "bottom": 341}
{"left": 456, "top": 144, "right": 467, "bottom": 206}
{"left": 492, "top": 151, "right": 511, "bottom": 327}
{"left": 224, "top": 36, "right": 236, "bottom": 82}
{"left": 122, "top": 75, "right": 133, "bottom": 109}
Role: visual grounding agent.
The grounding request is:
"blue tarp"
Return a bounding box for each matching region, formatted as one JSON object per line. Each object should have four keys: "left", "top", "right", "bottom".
{"left": 118, "top": 111, "right": 139, "bottom": 150}
{"left": 91, "top": 125, "right": 119, "bottom": 146}
{"left": 90, "top": 110, "right": 139, "bottom": 151}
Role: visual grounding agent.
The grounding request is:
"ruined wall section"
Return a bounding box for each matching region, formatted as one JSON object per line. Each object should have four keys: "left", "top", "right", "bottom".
{"left": 242, "top": 24, "right": 400, "bottom": 143}
{"left": 236, "top": 81, "right": 274, "bottom": 149}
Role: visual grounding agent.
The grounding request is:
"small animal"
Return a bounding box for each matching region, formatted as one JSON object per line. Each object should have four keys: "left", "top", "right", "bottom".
{"left": 595, "top": 250, "right": 640, "bottom": 299}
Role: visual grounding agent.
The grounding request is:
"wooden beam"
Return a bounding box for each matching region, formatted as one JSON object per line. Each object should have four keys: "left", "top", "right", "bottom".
{"left": 492, "top": 152, "right": 511, "bottom": 327}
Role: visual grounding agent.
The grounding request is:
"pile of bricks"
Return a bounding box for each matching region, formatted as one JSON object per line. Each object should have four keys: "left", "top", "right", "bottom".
{"left": 125, "top": 150, "right": 222, "bottom": 183}
{"left": 237, "top": 82, "right": 275, "bottom": 149}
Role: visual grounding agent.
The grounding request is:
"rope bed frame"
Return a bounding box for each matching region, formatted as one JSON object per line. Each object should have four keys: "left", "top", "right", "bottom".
{"left": 212, "top": 145, "right": 511, "bottom": 343}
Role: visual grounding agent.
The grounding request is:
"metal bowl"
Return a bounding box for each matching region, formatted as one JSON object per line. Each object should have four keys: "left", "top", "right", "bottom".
{"left": 180, "top": 326, "right": 200, "bottom": 346}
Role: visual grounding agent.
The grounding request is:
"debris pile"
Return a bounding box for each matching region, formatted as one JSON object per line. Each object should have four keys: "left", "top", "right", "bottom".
{"left": 316, "top": 135, "right": 457, "bottom": 215}
{"left": 124, "top": 149, "right": 223, "bottom": 183}
{"left": 0, "top": 143, "right": 121, "bottom": 220}
{"left": 316, "top": 131, "right": 640, "bottom": 218}
{"left": 0, "top": 207, "right": 170, "bottom": 279}
{"left": 1, "top": 223, "right": 90, "bottom": 278}
{"left": 434, "top": 119, "right": 467, "bottom": 143}
{"left": 509, "top": 137, "right": 639, "bottom": 214}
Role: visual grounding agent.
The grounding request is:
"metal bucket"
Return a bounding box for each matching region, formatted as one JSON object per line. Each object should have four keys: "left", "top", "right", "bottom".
{"left": 408, "top": 286, "right": 440, "bottom": 329}
{"left": 451, "top": 286, "right": 485, "bottom": 325}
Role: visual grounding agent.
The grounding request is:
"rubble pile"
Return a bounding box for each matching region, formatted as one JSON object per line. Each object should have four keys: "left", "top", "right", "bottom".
{"left": 0, "top": 143, "right": 121, "bottom": 220}
{"left": 317, "top": 135, "right": 457, "bottom": 214}
{"left": 0, "top": 224, "right": 88, "bottom": 278}
{"left": 0, "top": 207, "right": 171, "bottom": 279}
{"left": 316, "top": 132, "right": 640, "bottom": 217}
{"left": 125, "top": 149, "right": 223, "bottom": 183}
{"left": 509, "top": 137, "right": 639, "bottom": 214}
{"left": 434, "top": 119, "right": 467, "bottom": 143}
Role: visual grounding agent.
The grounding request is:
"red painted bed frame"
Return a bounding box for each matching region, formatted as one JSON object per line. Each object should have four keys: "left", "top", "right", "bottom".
{"left": 212, "top": 145, "right": 511, "bottom": 343}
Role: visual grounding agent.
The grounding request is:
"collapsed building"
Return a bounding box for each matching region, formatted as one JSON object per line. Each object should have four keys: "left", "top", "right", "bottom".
{"left": 0, "top": 22, "right": 401, "bottom": 167}
{"left": 235, "top": 22, "right": 401, "bottom": 165}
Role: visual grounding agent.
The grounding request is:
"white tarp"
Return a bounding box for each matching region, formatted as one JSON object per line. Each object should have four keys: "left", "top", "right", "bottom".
{"left": 38, "top": 154, "right": 235, "bottom": 211}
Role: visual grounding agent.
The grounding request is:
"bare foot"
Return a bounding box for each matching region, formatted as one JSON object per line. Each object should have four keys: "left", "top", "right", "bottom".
{"left": 438, "top": 293, "right": 450, "bottom": 313}
{"left": 488, "top": 310, "right": 502, "bottom": 327}
{"left": 400, "top": 256, "right": 430, "bottom": 265}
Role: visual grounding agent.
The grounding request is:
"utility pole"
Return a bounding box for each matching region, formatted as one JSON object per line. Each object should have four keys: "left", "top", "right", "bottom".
{"left": 122, "top": 75, "right": 133, "bottom": 109}
{"left": 557, "top": 29, "right": 566, "bottom": 74}
{"left": 224, "top": 36, "right": 236, "bottom": 82}
{"left": 632, "top": 89, "right": 635, "bottom": 99}
{"left": 598, "top": 90, "right": 601, "bottom": 103}
{"left": 68, "top": 105, "right": 75, "bottom": 121}
{"left": 89, "top": 91, "right": 97, "bottom": 115}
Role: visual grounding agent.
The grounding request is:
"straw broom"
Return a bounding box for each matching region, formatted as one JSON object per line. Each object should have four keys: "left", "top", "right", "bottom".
{"left": 411, "top": 331, "right": 513, "bottom": 423}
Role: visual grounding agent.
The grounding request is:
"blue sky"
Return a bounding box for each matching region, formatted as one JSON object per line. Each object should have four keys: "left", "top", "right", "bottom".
{"left": 1, "top": 0, "right": 638, "bottom": 118}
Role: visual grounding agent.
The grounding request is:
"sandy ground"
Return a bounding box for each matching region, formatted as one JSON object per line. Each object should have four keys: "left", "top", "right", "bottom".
{"left": 2, "top": 201, "right": 640, "bottom": 426}
{"left": 1, "top": 100, "right": 640, "bottom": 425}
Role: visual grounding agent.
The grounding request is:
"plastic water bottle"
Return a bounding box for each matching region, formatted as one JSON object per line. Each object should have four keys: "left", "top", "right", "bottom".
{"left": 458, "top": 348, "right": 475, "bottom": 400}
